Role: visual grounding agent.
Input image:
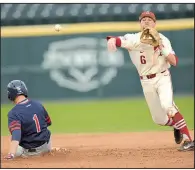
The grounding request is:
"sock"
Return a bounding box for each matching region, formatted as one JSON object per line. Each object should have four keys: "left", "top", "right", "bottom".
{"left": 165, "top": 117, "right": 175, "bottom": 126}
{"left": 173, "top": 112, "right": 192, "bottom": 141}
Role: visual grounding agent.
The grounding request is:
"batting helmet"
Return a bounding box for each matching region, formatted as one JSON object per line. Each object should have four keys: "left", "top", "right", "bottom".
{"left": 7, "top": 80, "right": 28, "bottom": 101}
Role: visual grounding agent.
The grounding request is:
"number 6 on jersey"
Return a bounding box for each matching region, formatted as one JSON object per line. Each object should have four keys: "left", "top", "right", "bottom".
{"left": 33, "top": 114, "right": 41, "bottom": 133}
{"left": 140, "top": 55, "right": 146, "bottom": 64}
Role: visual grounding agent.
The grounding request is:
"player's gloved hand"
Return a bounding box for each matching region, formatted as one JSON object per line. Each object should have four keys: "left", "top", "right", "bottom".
{"left": 107, "top": 37, "right": 117, "bottom": 52}
{"left": 4, "top": 153, "right": 14, "bottom": 160}
{"left": 140, "top": 27, "right": 161, "bottom": 47}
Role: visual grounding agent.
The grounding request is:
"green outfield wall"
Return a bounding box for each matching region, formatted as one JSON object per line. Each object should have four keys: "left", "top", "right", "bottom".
{"left": 1, "top": 19, "right": 194, "bottom": 103}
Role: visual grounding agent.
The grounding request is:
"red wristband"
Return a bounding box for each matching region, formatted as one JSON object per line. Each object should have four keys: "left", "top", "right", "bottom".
{"left": 115, "top": 37, "right": 121, "bottom": 47}
{"left": 106, "top": 36, "right": 121, "bottom": 47}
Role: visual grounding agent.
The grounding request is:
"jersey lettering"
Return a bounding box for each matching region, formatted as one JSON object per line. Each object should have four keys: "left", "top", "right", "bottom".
{"left": 33, "top": 114, "right": 41, "bottom": 133}
{"left": 140, "top": 55, "right": 146, "bottom": 64}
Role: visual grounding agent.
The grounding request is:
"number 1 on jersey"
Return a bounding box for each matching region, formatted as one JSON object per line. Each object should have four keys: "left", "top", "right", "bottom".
{"left": 33, "top": 114, "right": 41, "bottom": 133}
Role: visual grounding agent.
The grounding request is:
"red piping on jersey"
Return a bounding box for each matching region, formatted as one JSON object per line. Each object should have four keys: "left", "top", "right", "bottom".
{"left": 9, "top": 126, "right": 21, "bottom": 133}
{"left": 9, "top": 120, "right": 21, "bottom": 133}
{"left": 46, "top": 116, "right": 50, "bottom": 120}
{"left": 9, "top": 123, "right": 21, "bottom": 129}
{"left": 106, "top": 36, "right": 121, "bottom": 47}
{"left": 10, "top": 127, "right": 21, "bottom": 132}
{"left": 17, "top": 98, "right": 30, "bottom": 105}
{"left": 46, "top": 116, "right": 51, "bottom": 123}
{"left": 10, "top": 120, "right": 20, "bottom": 126}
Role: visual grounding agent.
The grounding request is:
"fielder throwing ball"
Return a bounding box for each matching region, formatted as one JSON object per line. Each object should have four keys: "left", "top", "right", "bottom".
{"left": 107, "top": 11, "right": 194, "bottom": 151}
{"left": 4, "top": 80, "right": 52, "bottom": 160}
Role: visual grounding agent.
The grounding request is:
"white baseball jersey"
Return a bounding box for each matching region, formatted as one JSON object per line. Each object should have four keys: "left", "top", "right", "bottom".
{"left": 119, "top": 32, "right": 175, "bottom": 76}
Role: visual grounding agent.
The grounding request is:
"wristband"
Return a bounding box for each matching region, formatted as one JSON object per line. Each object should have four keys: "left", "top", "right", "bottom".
{"left": 115, "top": 37, "right": 121, "bottom": 47}
{"left": 106, "top": 36, "right": 121, "bottom": 47}
{"left": 161, "top": 47, "right": 170, "bottom": 57}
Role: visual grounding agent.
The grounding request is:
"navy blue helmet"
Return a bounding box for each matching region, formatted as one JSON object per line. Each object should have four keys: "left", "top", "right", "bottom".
{"left": 7, "top": 80, "right": 28, "bottom": 101}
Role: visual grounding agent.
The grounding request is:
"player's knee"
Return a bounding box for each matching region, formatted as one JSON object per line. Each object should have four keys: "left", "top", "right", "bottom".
{"left": 162, "top": 105, "right": 178, "bottom": 118}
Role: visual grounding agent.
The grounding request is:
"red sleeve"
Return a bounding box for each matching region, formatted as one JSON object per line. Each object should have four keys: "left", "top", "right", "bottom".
{"left": 9, "top": 120, "right": 21, "bottom": 134}
{"left": 46, "top": 115, "right": 51, "bottom": 125}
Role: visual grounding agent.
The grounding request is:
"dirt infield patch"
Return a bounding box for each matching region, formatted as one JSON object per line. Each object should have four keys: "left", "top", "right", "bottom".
{"left": 1, "top": 131, "right": 194, "bottom": 168}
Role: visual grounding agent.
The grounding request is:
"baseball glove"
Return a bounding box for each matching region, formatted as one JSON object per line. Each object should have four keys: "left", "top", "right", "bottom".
{"left": 140, "top": 27, "right": 161, "bottom": 47}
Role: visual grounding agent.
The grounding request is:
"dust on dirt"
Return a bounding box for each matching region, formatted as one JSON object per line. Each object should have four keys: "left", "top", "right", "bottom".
{"left": 1, "top": 131, "right": 194, "bottom": 168}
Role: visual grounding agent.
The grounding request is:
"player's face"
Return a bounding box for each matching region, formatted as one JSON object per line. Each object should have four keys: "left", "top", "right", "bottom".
{"left": 140, "top": 17, "right": 156, "bottom": 30}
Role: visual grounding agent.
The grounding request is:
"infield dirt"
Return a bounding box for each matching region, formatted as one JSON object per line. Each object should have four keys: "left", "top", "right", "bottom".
{"left": 1, "top": 131, "right": 194, "bottom": 168}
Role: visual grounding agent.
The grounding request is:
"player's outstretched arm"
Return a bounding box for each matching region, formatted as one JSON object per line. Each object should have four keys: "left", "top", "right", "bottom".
{"left": 5, "top": 140, "right": 19, "bottom": 160}
{"left": 107, "top": 36, "right": 120, "bottom": 52}
{"left": 106, "top": 34, "right": 135, "bottom": 52}
{"left": 5, "top": 112, "right": 21, "bottom": 160}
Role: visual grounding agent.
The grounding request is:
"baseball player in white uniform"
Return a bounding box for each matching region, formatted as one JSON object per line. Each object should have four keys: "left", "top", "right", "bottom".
{"left": 107, "top": 11, "right": 194, "bottom": 151}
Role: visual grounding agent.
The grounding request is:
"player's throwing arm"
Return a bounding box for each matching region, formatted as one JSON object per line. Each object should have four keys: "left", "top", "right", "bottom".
{"left": 106, "top": 11, "right": 194, "bottom": 152}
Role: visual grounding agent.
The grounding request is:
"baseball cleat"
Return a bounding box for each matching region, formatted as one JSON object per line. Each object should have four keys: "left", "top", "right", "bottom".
{"left": 174, "top": 128, "right": 183, "bottom": 144}
{"left": 178, "top": 140, "right": 194, "bottom": 151}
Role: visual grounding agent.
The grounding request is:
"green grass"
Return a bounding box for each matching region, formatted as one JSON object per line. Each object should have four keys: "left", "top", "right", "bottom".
{"left": 1, "top": 96, "right": 194, "bottom": 136}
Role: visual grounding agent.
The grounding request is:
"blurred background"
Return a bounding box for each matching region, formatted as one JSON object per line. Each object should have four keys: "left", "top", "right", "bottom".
{"left": 1, "top": 4, "right": 194, "bottom": 135}
{"left": 1, "top": 4, "right": 194, "bottom": 26}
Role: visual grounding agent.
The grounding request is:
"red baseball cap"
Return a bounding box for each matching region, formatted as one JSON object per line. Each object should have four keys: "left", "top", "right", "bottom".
{"left": 139, "top": 11, "right": 156, "bottom": 22}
